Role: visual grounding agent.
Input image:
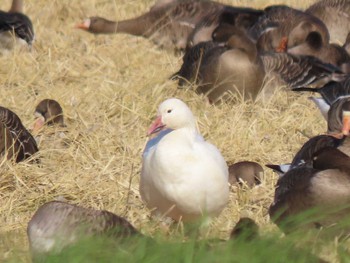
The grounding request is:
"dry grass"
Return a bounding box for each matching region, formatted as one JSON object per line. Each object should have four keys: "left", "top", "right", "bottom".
{"left": 0, "top": 0, "right": 333, "bottom": 262}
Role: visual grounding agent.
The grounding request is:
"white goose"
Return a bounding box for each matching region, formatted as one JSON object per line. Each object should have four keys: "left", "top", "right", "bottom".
{"left": 141, "top": 98, "right": 229, "bottom": 222}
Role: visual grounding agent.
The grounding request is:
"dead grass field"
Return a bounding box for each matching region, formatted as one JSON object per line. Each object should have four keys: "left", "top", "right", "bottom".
{"left": 0, "top": 0, "right": 332, "bottom": 262}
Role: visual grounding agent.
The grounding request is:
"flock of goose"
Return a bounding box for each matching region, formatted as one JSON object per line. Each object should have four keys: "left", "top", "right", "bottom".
{"left": 1, "top": 0, "right": 350, "bottom": 261}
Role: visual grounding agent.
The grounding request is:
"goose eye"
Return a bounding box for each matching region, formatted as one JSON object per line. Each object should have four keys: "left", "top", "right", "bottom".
{"left": 167, "top": 109, "right": 172, "bottom": 113}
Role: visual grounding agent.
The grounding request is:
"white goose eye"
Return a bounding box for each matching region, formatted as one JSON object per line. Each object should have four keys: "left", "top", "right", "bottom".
{"left": 167, "top": 109, "right": 172, "bottom": 113}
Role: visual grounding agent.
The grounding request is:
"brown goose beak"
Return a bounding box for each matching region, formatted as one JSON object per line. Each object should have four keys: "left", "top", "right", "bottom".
{"left": 75, "top": 19, "right": 91, "bottom": 30}
{"left": 342, "top": 111, "right": 350, "bottom": 136}
{"left": 275, "top": 36, "right": 288, "bottom": 53}
{"left": 32, "top": 114, "right": 45, "bottom": 134}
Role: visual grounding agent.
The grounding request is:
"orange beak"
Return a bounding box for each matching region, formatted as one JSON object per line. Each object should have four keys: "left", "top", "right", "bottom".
{"left": 147, "top": 116, "right": 165, "bottom": 136}
{"left": 342, "top": 111, "right": 350, "bottom": 136}
{"left": 275, "top": 36, "right": 288, "bottom": 53}
{"left": 75, "top": 19, "right": 90, "bottom": 30}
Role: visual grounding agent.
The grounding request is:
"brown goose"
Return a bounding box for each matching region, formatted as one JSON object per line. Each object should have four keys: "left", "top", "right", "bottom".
{"left": 195, "top": 28, "right": 265, "bottom": 103}
{"left": 27, "top": 201, "right": 142, "bottom": 261}
{"left": 269, "top": 146, "right": 350, "bottom": 235}
{"left": 228, "top": 161, "right": 263, "bottom": 187}
{"left": 33, "top": 99, "right": 64, "bottom": 133}
{"left": 76, "top": 0, "right": 226, "bottom": 51}
{"left": 250, "top": 5, "right": 329, "bottom": 53}
{"left": 286, "top": 31, "right": 350, "bottom": 73}
{"left": 0, "top": 106, "right": 38, "bottom": 163}
{"left": 174, "top": 29, "right": 343, "bottom": 102}
{"left": 0, "top": 0, "right": 34, "bottom": 50}
{"left": 306, "top": 0, "right": 350, "bottom": 44}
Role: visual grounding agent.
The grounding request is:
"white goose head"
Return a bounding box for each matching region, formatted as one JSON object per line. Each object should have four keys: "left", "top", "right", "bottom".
{"left": 148, "top": 98, "right": 196, "bottom": 135}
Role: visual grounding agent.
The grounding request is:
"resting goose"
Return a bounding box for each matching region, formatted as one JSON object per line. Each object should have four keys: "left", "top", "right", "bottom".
{"left": 76, "top": 0, "right": 226, "bottom": 51}
{"left": 270, "top": 145, "right": 350, "bottom": 235}
{"left": 228, "top": 161, "right": 263, "bottom": 187}
{"left": 0, "top": 0, "right": 34, "bottom": 50}
{"left": 33, "top": 99, "right": 64, "bottom": 133}
{"left": 250, "top": 5, "right": 329, "bottom": 53}
{"left": 27, "top": 201, "right": 141, "bottom": 261}
{"left": 306, "top": 0, "right": 350, "bottom": 44}
{"left": 196, "top": 29, "right": 265, "bottom": 103}
{"left": 174, "top": 29, "right": 344, "bottom": 102}
{"left": 0, "top": 106, "right": 38, "bottom": 163}
{"left": 141, "top": 98, "right": 229, "bottom": 222}
{"left": 285, "top": 32, "right": 350, "bottom": 73}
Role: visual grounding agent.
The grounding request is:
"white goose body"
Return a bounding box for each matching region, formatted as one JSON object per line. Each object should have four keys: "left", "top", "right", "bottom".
{"left": 141, "top": 98, "right": 229, "bottom": 222}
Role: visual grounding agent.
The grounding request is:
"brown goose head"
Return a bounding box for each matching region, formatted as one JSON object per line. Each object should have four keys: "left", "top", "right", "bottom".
{"left": 76, "top": 17, "right": 117, "bottom": 34}
{"left": 287, "top": 20, "right": 328, "bottom": 49}
{"left": 33, "top": 99, "right": 64, "bottom": 133}
{"left": 228, "top": 161, "right": 263, "bottom": 187}
{"left": 287, "top": 31, "right": 323, "bottom": 55}
{"left": 0, "top": 106, "right": 38, "bottom": 163}
{"left": 327, "top": 97, "right": 350, "bottom": 136}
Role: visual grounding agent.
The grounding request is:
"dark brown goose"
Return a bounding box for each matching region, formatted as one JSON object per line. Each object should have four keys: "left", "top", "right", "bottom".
{"left": 269, "top": 146, "right": 350, "bottom": 235}
{"left": 194, "top": 28, "right": 265, "bottom": 102}
{"left": 306, "top": 0, "right": 350, "bottom": 44}
{"left": 0, "top": 0, "right": 34, "bottom": 50}
{"left": 0, "top": 106, "right": 38, "bottom": 163}
{"left": 286, "top": 32, "right": 350, "bottom": 73}
{"left": 76, "top": 0, "right": 227, "bottom": 50}
{"left": 33, "top": 99, "right": 64, "bottom": 133}
{"left": 27, "top": 201, "right": 142, "bottom": 261}
{"left": 174, "top": 30, "right": 343, "bottom": 102}
{"left": 228, "top": 161, "right": 263, "bottom": 187}
{"left": 250, "top": 5, "right": 329, "bottom": 53}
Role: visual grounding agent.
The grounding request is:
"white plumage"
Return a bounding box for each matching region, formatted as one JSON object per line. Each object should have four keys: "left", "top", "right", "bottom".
{"left": 141, "top": 98, "right": 229, "bottom": 222}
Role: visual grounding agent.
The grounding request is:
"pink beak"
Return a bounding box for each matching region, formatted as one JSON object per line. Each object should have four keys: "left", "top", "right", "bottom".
{"left": 32, "top": 116, "right": 45, "bottom": 134}
{"left": 75, "top": 19, "right": 90, "bottom": 30}
{"left": 147, "top": 116, "right": 165, "bottom": 136}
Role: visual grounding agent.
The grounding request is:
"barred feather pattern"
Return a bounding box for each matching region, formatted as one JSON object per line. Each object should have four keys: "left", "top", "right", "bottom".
{"left": 0, "top": 106, "right": 38, "bottom": 162}
{"left": 261, "top": 53, "right": 342, "bottom": 88}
